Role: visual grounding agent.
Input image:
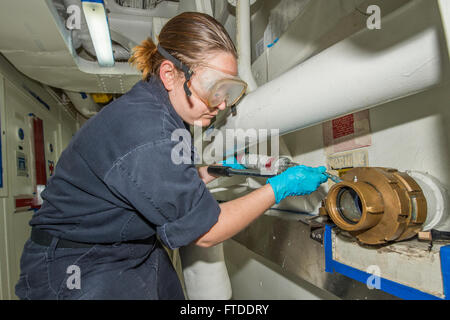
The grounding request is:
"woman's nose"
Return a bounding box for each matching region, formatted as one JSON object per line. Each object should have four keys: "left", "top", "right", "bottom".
{"left": 217, "top": 101, "right": 227, "bottom": 111}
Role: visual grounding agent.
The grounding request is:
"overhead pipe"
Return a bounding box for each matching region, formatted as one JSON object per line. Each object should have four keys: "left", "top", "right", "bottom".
{"left": 236, "top": 0, "right": 258, "bottom": 91}
{"left": 202, "top": 0, "right": 447, "bottom": 164}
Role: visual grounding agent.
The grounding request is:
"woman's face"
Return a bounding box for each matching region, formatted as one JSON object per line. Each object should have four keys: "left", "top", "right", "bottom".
{"left": 167, "top": 51, "right": 238, "bottom": 127}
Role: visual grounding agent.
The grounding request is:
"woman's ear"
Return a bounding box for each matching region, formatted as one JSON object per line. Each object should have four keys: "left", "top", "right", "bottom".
{"left": 159, "top": 60, "right": 179, "bottom": 91}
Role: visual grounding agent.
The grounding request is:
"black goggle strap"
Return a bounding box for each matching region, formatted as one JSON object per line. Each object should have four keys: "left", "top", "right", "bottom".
{"left": 157, "top": 44, "right": 193, "bottom": 97}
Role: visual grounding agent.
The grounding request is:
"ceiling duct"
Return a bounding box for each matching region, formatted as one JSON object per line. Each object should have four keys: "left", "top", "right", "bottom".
{"left": 114, "top": 0, "right": 178, "bottom": 9}
{"left": 62, "top": 0, "right": 131, "bottom": 62}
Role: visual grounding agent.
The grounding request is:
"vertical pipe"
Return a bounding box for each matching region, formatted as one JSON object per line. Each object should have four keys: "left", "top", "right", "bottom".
{"left": 179, "top": 243, "right": 232, "bottom": 300}
{"left": 438, "top": 0, "right": 450, "bottom": 60}
{"left": 236, "top": 0, "right": 258, "bottom": 91}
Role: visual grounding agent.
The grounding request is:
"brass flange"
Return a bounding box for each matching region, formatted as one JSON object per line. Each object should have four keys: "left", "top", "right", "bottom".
{"left": 322, "top": 167, "right": 427, "bottom": 245}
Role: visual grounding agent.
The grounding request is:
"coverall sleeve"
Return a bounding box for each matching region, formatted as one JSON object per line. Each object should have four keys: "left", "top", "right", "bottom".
{"left": 104, "top": 138, "right": 221, "bottom": 249}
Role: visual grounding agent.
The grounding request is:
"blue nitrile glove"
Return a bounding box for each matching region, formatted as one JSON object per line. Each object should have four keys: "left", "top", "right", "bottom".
{"left": 267, "top": 165, "right": 328, "bottom": 204}
{"left": 221, "top": 156, "right": 247, "bottom": 170}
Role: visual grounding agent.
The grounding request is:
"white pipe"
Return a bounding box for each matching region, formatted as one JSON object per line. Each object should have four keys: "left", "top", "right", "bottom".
{"left": 203, "top": 0, "right": 446, "bottom": 163}
{"left": 236, "top": 0, "right": 258, "bottom": 91}
{"left": 179, "top": 243, "right": 232, "bottom": 300}
{"left": 408, "top": 171, "right": 450, "bottom": 232}
{"left": 438, "top": 0, "right": 450, "bottom": 60}
{"left": 64, "top": 90, "right": 101, "bottom": 118}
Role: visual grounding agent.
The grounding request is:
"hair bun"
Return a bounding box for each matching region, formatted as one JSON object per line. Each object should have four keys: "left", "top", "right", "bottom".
{"left": 129, "top": 38, "right": 158, "bottom": 80}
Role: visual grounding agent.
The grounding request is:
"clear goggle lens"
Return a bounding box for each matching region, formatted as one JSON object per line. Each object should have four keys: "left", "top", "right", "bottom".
{"left": 190, "top": 67, "right": 248, "bottom": 108}
{"left": 208, "top": 79, "right": 247, "bottom": 107}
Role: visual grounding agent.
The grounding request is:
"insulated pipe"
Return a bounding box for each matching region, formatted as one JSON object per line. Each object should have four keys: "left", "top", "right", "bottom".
{"left": 236, "top": 0, "right": 258, "bottom": 91}
{"left": 408, "top": 171, "right": 450, "bottom": 232}
{"left": 64, "top": 90, "right": 101, "bottom": 118}
{"left": 179, "top": 243, "right": 232, "bottom": 300}
{"left": 202, "top": 0, "right": 446, "bottom": 163}
{"left": 438, "top": 0, "right": 450, "bottom": 60}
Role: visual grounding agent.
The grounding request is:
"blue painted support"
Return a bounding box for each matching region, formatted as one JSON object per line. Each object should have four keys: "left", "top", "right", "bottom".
{"left": 440, "top": 245, "right": 450, "bottom": 299}
{"left": 324, "top": 225, "right": 447, "bottom": 300}
{"left": 81, "top": 0, "right": 105, "bottom": 3}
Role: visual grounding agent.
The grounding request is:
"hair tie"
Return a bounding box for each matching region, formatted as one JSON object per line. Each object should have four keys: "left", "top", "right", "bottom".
{"left": 150, "top": 46, "right": 158, "bottom": 58}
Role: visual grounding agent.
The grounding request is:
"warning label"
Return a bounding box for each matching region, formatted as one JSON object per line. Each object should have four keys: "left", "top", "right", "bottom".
{"left": 323, "top": 110, "right": 372, "bottom": 154}
{"left": 332, "top": 114, "right": 354, "bottom": 139}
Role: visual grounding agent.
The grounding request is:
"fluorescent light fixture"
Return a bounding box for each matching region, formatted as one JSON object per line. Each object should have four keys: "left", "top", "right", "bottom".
{"left": 81, "top": 0, "right": 115, "bottom": 67}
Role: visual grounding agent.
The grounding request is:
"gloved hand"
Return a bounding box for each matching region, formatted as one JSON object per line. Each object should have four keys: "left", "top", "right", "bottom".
{"left": 267, "top": 165, "right": 328, "bottom": 204}
{"left": 220, "top": 156, "right": 246, "bottom": 170}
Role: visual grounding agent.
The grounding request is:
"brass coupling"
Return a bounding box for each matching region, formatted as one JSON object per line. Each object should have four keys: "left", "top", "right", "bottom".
{"left": 321, "top": 167, "right": 427, "bottom": 245}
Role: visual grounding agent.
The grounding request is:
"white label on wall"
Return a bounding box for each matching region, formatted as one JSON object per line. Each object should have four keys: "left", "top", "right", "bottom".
{"left": 327, "top": 149, "right": 369, "bottom": 171}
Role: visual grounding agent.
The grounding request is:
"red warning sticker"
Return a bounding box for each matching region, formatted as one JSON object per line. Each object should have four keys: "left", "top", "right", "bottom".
{"left": 332, "top": 114, "right": 355, "bottom": 139}
{"left": 323, "top": 110, "right": 372, "bottom": 154}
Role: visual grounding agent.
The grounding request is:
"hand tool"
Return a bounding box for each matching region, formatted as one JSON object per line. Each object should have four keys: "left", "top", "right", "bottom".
{"left": 207, "top": 162, "right": 342, "bottom": 183}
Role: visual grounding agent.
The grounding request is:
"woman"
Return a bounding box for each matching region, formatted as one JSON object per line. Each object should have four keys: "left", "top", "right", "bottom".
{"left": 15, "top": 12, "right": 327, "bottom": 300}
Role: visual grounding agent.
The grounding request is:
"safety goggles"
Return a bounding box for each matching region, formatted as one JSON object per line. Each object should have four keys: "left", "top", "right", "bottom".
{"left": 157, "top": 45, "right": 248, "bottom": 108}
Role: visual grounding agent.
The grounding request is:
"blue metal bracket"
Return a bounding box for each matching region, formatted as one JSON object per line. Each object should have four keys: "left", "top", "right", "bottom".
{"left": 324, "top": 225, "right": 448, "bottom": 300}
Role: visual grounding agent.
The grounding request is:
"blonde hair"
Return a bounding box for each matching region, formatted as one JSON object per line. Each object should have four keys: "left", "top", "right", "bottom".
{"left": 129, "top": 12, "right": 237, "bottom": 80}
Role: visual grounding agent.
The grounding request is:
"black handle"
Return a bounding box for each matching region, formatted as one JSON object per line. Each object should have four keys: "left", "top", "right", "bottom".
{"left": 207, "top": 165, "right": 276, "bottom": 178}
{"left": 431, "top": 230, "right": 450, "bottom": 241}
{"left": 207, "top": 165, "right": 232, "bottom": 177}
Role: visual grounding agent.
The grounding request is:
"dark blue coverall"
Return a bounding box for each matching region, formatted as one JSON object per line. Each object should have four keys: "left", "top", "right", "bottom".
{"left": 15, "top": 76, "right": 221, "bottom": 300}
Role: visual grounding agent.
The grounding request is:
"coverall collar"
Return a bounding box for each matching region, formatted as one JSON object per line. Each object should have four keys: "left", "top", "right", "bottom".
{"left": 144, "top": 76, "right": 185, "bottom": 128}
